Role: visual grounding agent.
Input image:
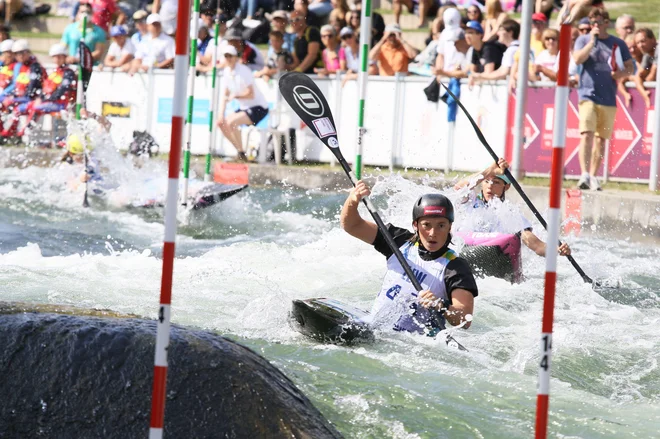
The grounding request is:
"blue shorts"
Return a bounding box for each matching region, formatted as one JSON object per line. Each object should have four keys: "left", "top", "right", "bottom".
{"left": 237, "top": 105, "right": 268, "bottom": 126}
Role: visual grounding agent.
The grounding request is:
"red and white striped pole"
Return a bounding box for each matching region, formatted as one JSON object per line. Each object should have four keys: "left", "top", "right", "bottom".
{"left": 535, "top": 22, "right": 572, "bottom": 439}
{"left": 149, "top": 1, "right": 191, "bottom": 437}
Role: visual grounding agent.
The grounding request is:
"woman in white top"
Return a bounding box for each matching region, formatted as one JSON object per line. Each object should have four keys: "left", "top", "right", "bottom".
{"left": 217, "top": 45, "right": 269, "bottom": 162}
{"left": 533, "top": 28, "right": 559, "bottom": 82}
{"left": 102, "top": 25, "right": 135, "bottom": 72}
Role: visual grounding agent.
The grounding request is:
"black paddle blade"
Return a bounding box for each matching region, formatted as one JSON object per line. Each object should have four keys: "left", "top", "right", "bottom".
{"left": 278, "top": 72, "right": 341, "bottom": 152}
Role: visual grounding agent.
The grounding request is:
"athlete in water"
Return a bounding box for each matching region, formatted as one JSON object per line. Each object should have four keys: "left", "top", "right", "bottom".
{"left": 341, "top": 180, "right": 478, "bottom": 334}
{"left": 454, "top": 158, "right": 571, "bottom": 257}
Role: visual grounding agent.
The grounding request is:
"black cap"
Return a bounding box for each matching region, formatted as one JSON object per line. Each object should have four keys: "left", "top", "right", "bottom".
{"left": 412, "top": 194, "right": 454, "bottom": 223}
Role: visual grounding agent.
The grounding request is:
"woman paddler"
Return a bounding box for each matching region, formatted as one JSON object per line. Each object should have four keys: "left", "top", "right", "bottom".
{"left": 341, "top": 180, "right": 478, "bottom": 335}
{"left": 454, "top": 158, "right": 571, "bottom": 258}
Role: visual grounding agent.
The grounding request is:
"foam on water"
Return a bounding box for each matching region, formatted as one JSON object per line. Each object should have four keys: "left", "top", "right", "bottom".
{"left": 0, "top": 166, "right": 659, "bottom": 437}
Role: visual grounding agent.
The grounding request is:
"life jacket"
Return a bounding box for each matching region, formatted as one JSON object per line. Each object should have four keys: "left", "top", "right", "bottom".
{"left": 13, "top": 56, "right": 46, "bottom": 98}
{"left": 371, "top": 242, "right": 455, "bottom": 335}
{"left": 43, "top": 65, "right": 76, "bottom": 103}
{"left": 0, "top": 62, "right": 15, "bottom": 91}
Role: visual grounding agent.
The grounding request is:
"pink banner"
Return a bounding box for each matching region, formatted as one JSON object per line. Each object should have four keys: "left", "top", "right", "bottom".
{"left": 506, "top": 87, "right": 656, "bottom": 181}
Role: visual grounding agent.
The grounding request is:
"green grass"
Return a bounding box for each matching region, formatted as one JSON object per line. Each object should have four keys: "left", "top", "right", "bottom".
{"left": 606, "top": 1, "right": 660, "bottom": 25}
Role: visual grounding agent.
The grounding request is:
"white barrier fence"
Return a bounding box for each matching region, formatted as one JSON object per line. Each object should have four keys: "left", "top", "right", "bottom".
{"left": 86, "top": 70, "right": 659, "bottom": 184}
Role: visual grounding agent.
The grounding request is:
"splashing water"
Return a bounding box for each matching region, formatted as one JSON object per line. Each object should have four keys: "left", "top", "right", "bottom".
{"left": 0, "top": 163, "right": 659, "bottom": 438}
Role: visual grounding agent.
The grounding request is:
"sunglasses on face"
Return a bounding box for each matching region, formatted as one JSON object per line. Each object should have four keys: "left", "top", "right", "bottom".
{"left": 545, "top": 36, "right": 557, "bottom": 41}
{"left": 224, "top": 54, "right": 235, "bottom": 58}
{"left": 578, "top": 27, "right": 591, "bottom": 33}
{"left": 590, "top": 19, "right": 603, "bottom": 25}
{"left": 341, "top": 34, "right": 352, "bottom": 40}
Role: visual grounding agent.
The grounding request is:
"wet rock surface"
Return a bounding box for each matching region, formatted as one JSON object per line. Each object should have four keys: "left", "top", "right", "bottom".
{"left": 0, "top": 303, "right": 342, "bottom": 438}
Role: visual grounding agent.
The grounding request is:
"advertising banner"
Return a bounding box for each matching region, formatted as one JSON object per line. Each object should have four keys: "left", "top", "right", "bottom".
{"left": 509, "top": 86, "right": 654, "bottom": 182}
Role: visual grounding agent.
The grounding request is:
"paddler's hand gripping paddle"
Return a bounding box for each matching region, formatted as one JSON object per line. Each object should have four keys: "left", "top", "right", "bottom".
{"left": 279, "top": 72, "right": 467, "bottom": 351}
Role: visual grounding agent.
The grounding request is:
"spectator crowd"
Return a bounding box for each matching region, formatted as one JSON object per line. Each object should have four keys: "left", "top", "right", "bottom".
{"left": 0, "top": 0, "right": 658, "bottom": 175}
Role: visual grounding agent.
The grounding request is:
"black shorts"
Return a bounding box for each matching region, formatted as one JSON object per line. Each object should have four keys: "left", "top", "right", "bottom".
{"left": 237, "top": 106, "right": 268, "bottom": 126}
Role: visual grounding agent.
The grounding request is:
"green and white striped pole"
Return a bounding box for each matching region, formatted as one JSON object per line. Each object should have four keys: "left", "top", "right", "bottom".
{"left": 355, "top": 0, "right": 371, "bottom": 180}
{"left": 76, "top": 15, "right": 89, "bottom": 208}
{"left": 75, "top": 16, "right": 87, "bottom": 120}
{"left": 181, "top": 0, "right": 201, "bottom": 205}
{"left": 204, "top": 16, "right": 220, "bottom": 182}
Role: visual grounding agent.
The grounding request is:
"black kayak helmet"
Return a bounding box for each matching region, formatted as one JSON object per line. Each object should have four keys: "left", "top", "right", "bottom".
{"left": 412, "top": 194, "right": 455, "bottom": 223}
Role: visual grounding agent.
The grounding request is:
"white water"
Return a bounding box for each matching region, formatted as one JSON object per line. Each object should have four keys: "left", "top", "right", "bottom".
{"left": 1, "top": 147, "right": 659, "bottom": 437}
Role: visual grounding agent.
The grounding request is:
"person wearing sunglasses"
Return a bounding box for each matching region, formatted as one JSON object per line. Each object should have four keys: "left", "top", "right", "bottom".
{"left": 573, "top": 8, "right": 634, "bottom": 191}
{"left": 465, "top": 5, "right": 483, "bottom": 24}
{"left": 577, "top": 17, "right": 591, "bottom": 35}
{"left": 289, "top": 9, "right": 324, "bottom": 74}
{"left": 315, "top": 25, "right": 343, "bottom": 76}
{"left": 533, "top": 28, "right": 559, "bottom": 81}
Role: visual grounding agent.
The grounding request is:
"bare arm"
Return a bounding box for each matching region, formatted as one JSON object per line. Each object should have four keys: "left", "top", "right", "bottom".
{"left": 454, "top": 158, "right": 508, "bottom": 190}
{"left": 419, "top": 288, "right": 474, "bottom": 328}
{"left": 155, "top": 58, "right": 174, "bottom": 69}
{"left": 573, "top": 30, "right": 596, "bottom": 65}
{"left": 536, "top": 64, "right": 557, "bottom": 81}
{"left": 521, "top": 229, "right": 546, "bottom": 256}
{"left": 445, "top": 289, "right": 474, "bottom": 328}
{"left": 234, "top": 84, "right": 255, "bottom": 100}
{"left": 92, "top": 42, "right": 107, "bottom": 62}
{"left": 369, "top": 33, "right": 388, "bottom": 60}
{"left": 473, "top": 65, "right": 511, "bottom": 81}
{"left": 401, "top": 39, "right": 419, "bottom": 59}
{"left": 340, "top": 180, "right": 379, "bottom": 245}
{"left": 152, "top": 0, "right": 161, "bottom": 13}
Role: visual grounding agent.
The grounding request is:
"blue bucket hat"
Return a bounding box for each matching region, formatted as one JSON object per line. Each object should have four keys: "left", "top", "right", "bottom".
{"left": 110, "top": 25, "right": 127, "bottom": 37}
{"left": 465, "top": 20, "right": 484, "bottom": 34}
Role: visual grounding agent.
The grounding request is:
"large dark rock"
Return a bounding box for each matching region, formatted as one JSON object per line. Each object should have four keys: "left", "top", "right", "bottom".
{"left": 0, "top": 302, "right": 342, "bottom": 439}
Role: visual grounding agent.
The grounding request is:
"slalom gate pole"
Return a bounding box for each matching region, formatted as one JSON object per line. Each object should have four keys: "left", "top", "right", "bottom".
{"left": 650, "top": 24, "right": 660, "bottom": 191}
{"left": 182, "top": 0, "right": 201, "bottom": 204}
{"left": 354, "top": 0, "right": 371, "bottom": 180}
{"left": 204, "top": 11, "right": 221, "bottom": 182}
{"left": 149, "top": 1, "right": 191, "bottom": 437}
{"left": 511, "top": 0, "right": 533, "bottom": 180}
{"left": 535, "top": 22, "right": 571, "bottom": 439}
{"left": 77, "top": 16, "right": 89, "bottom": 208}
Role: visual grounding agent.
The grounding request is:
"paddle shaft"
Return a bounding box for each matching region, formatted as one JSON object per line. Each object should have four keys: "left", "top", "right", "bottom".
{"left": 439, "top": 82, "right": 593, "bottom": 285}
{"left": 334, "top": 153, "right": 423, "bottom": 292}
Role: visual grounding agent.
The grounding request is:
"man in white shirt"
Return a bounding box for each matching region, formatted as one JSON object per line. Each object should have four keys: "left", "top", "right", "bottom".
{"left": 128, "top": 13, "right": 175, "bottom": 75}
{"left": 102, "top": 25, "right": 135, "bottom": 72}
{"left": 217, "top": 45, "right": 269, "bottom": 162}
{"left": 469, "top": 19, "right": 520, "bottom": 85}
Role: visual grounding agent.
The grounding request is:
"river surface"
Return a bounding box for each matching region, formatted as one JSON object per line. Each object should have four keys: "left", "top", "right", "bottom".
{"left": 1, "top": 150, "right": 659, "bottom": 438}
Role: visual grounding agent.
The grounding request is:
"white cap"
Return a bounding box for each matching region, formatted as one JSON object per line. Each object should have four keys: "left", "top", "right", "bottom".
{"left": 222, "top": 45, "right": 238, "bottom": 56}
{"left": 11, "top": 39, "right": 29, "bottom": 53}
{"left": 49, "top": 43, "right": 67, "bottom": 57}
{"left": 385, "top": 23, "right": 401, "bottom": 34}
{"left": 443, "top": 7, "right": 461, "bottom": 30}
{"left": 146, "top": 13, "right": 161, "bottom": 25}
{"left": 0, "top": 39, "right": 14, "bottom": 53}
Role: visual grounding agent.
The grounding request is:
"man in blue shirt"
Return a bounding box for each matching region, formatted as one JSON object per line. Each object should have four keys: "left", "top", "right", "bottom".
{"left": 573, "top": 8, "right": 633, "bottom": 191}
{"left": 61, "top": 2, "right": 107, "bottom": 65}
